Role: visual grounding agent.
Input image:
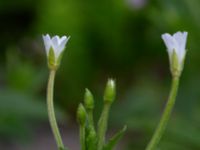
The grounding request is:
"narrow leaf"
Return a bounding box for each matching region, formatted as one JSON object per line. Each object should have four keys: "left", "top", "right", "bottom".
{"left": 103, "top": 125, "right": 127, "bottom": 150}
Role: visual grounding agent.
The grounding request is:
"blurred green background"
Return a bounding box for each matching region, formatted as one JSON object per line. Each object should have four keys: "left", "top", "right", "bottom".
{"left": 1, "top": 0, "right": 200, "bottom": 149}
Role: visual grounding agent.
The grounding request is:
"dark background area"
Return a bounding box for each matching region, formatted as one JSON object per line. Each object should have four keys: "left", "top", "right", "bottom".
{"left": 0, "top": 0, "right": 200, "bottom": 149}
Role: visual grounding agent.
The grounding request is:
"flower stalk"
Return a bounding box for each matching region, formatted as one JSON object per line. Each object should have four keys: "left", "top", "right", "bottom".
{"left": 80, "top": 125, "right": 86, "bottom": 150}
{"left": 97, "top": 79, "right": 116, "bottom": 150}
{"left": 145, "top": 76, "right": 179, "bottom": 150}
{"left": 47, "top": 69, "right": 65, "bottom": 150}
{"left": 77, "top": 103, "right": 87, "bottom": 150}
{"left": 97, "top": 103, "right": 111, "bottom": 150}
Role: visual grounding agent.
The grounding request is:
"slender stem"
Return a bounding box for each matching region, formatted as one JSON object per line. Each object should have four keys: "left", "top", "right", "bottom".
{"left": 47, "top": 70, "right": 65, "bottom": 150}
{"left": 87, "top": 109, "right": 96, "bottom": 136}
{"left": 80, "top": 125, "right": 86, "bottom": 150}
{"left": 86, "top": 109, "right": 96, "bottom": 150}
{"left": 145, "top": 77, "right": 179, "bottom": 150}
{"left": 97, "top": 103, "right": 111, "bottom": 150}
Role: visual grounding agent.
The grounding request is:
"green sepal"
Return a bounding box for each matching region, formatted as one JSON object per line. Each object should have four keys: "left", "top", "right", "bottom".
{"left": 171, "top": 50, "right": 181, "bottom": 77}
{"left": 56, "top": 50, "right": 64, "bottom": 68}
{"left": 103, "top": 125, "right": 127, "bottom": 150}
{"left": 180, "top": 49, "right": 187, "bottom": 74}
{"left": 48, "top": 47, "right": 56, "bottom": 69}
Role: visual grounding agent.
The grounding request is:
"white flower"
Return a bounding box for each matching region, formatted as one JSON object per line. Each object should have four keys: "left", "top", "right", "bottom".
{"left": 43, "top": 34, "right": 70, "bottom": 59}
{"left": 42, "top": 34, "right": 70, "bottom": 69}
{"left": 161, "top": 31, "right": 188, "bottom": 76}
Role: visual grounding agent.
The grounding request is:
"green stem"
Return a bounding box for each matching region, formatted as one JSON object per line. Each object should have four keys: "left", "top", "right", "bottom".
{"left": 97, "top": 103, "right": 111, "bottom": 150}
{"left": 47, "top": 70, "right": 65, "bottom": 150}
{"left": 88, "top": 109, "right": 94, "bottom": 128}
{"left": 86, "top": 109, "right": 96, "bottom": 150}
{"left": 80, "top": 125, "right": 86, "bottom": 150}
{"left": 145, "top": 77, "right": 180, "bottom": 150}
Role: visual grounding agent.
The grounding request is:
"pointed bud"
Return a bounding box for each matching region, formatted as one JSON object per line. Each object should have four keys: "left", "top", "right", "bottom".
{"left": 77, "top": 103, "right": 87, "bottom": 126}
{"left": 84, "top": 88, "right": 94, "bottom": 110}
{"left": 104, "top": 79, "right": 116, "bottom": 103}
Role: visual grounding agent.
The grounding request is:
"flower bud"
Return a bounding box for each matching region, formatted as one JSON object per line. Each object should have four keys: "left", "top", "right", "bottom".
{"left": 104, "top": 79, "right": 116, "bottom": 103}
{"left": 84, "top": 88, "right": 94, "bottom": 110}
{"left": 77, "top": 103, "right": 87, "bottom": 126}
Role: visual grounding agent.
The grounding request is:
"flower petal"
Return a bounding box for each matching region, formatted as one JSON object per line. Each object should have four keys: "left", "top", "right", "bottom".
{"left": 51, "top": 36, "right": 60, "bottom": 52}
{"left": 173, "top": 31, "right": 188, "bottom": 63}
{"left": 58, "top": 36, "right": 67, "bottom": 45}
{"left": 59, "top": 36, "right": 69, "bottom": 49}
{"left": 161, "top": 33, "right": 177, "bottom": 55}
{"left": 42, "top": 34, "right": 51, "bottom": 54}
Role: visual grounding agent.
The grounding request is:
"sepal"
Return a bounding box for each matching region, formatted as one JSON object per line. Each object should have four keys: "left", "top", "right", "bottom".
{"left": 170, "top": 50, "right": 182, "bottom": 78}
{"left": 48, "top": 47, "right": 56, "bottom": 69}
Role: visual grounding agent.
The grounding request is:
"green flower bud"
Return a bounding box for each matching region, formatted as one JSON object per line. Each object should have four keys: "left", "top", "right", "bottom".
{"left": 104, "top": 79, "right": 116, "bottom": 103}
{"left": 84, "top": 88, "right": 94, "bottom": 110}
{"left": 77, "top": 103, "right": 87, "bottom": 126}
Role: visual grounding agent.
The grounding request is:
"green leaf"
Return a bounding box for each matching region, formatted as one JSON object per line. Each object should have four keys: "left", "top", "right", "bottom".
{"left": 103, "top": 125, "right": 127, "bottom": 150}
